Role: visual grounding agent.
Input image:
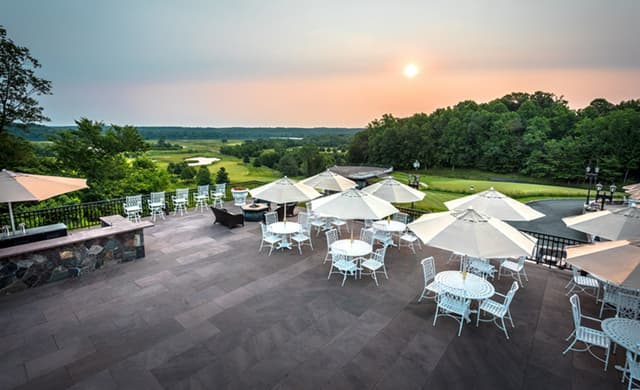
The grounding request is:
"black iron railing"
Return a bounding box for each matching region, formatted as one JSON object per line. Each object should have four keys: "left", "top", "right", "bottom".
{"left": 519, "top": 230, "right": 588, "bottom": 269}
{"left": 0, "top": 183, "right": 265, "bottom": 231}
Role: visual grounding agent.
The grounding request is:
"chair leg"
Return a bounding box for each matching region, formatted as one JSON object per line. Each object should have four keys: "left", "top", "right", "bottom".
{"left": 382, "top": 265, "right": 388, "bottom": 279}
{"left": 457, "top": 317, "right": 464, "bottom": 336}
{"left": 371, "top": 270, "right": 379, "bottom": 286}
{"left": 418, "top": 288, "right": 426, "bottom": 303}
{"left": 562, "top": 338, "right": 577, "bottom": 355}
{"left": 341, "top": 272, "right": 348, "bottom": 287}
{"left": 328, "top": 264, "right": 334, "bottom": 280}
{"left": 522, "top": 267, "right": 528, "bottom": 281}
{"left": 502, "top": 317, "right": 509, "bottom": 339}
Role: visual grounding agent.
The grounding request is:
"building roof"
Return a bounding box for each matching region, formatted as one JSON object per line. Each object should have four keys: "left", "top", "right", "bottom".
{"left": 328, "top": 165, "right": 393, "bottom": 180}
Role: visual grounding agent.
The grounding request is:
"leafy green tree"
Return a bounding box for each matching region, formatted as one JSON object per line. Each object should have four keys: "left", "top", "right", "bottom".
{"left": 196, "top": 166, "right": 212, "bottom": 185}
{"left": 180, "top": 165, "right": 196, "bottom": 181}
{"left": 215, "top": 166, "right": 230, "bottom": 184}
{"left": 277, "top": 153, "right": 299, "bottom": 176}
{"left": 49, "top": 119, "right": 159, "bottom": 199}
{"left": 0, "top": 25, "right": 52, "bottom": 133}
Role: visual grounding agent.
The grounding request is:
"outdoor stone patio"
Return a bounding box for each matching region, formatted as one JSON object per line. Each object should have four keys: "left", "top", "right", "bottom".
{"left": 0, "top": 207, "right": 628, "bottom": 389}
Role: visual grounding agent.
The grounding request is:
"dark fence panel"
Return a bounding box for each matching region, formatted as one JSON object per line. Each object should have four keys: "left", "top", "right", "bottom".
{"left": 519, "top": 230, "right": 588, "bottom": 269}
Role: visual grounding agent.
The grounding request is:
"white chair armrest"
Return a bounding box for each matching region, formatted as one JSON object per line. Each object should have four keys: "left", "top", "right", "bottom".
{"left": 581, "top": 314, "right": 602, "bottom": 324}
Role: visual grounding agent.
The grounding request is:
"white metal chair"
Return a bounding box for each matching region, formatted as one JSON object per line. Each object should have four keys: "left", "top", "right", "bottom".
{"left": 392, "top": 212, "right": 408, "bottom": 224}
{"left": 194, "top": 185, "right": 210, "bottom": 212}
{"left": 477, "top": 281, "right": 519, "bottom": 339}
{"left": 446, "top": 251, "right": 464, "bottom": 266}
{"left": 616, "top": 291, "right": 640, "bottom": 320}
{"left": 148, "top": 192, "right": 165, "bottom": 222}
{"left": 212, "top": 183, "right": 225, "bottom": 208}
{"left": 463, "top": 256, "right": 495, "bottom": 280}
{"left": 599, "top": 283, "right": 640, "bottom": 318}
{"left": 297, "top": 211, "right": 309, "bottom": 229}
{"left": 399, "top": 231, "right": 421, "bottom": 254}
{"left": 361, "top": 247, "right": 388, "bottom": 286}
{"left": 291, "top": 222, "right": 313, "bottom": 255}
{"left": 323, "top": 228, "right": 339, "bottom": 263}
{"left": 372, "top": 228, "right": 394, "bottom": 247}
{"left": 565, "top": 266, "right": 599, "bottom": 301}
{"left": 327, "top": 250, "right": 359, "bottom": 287}
{"left": 172, "top": 188, "right": 189, "bottom": 216}
{"left": 331, "top": 218, "right": 350, "bottom": 236}
{"left": 498, "top": 256, "right": 528, "bottom": 287}
{"left": 123, "top": 195, "right": 142, "bottom": 222}
{"left": 624, "top": 345, "right": 640, "bottom": 390}
{"left": 433, "top": 286, "right": 472, "bottom": 337}
{"left": 264, "top": 211, "right": 278, "bottom": 228}
{"left": 359, "top": 227, "right": 374, "bottom": 246}
{"left": 563, "top": 294, "right": 611, "bottom": 371}
{"left": 418, "top": 256, "right": 440, "bottom": 302}
{"left": 259, "top": 223, "right": 281, "bottom": 256}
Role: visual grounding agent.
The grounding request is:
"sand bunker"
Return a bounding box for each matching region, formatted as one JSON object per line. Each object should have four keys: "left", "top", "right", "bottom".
{"left": 185, "top": 157, "right": 220, "bottom": 166}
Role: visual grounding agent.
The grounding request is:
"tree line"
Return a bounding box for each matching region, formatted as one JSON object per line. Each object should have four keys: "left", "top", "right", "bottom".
{"left": 348, "top": 92, "right": 640, "bottom": 185}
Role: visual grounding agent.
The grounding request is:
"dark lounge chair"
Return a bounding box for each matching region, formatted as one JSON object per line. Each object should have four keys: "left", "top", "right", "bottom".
{"left": 211, "top": 207, "right": 244, "bottom": 229}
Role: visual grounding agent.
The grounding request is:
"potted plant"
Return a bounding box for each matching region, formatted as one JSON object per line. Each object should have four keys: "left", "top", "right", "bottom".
{"left": 230, "top": 186, "right": 249, "bottom": 206}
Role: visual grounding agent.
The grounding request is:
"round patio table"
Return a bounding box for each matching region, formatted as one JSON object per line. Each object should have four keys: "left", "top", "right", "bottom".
{"left": 372, "top": 220, "right": 406, "bottom": 247}
{"left": 331, "top": 239, "right": 372, "bottom": 259}
{"left": 270, "top": 222, "right": 300, "bottom": 250}
{"left": 602, "top": 318, "right": 640, "bottom": 377}
{"left": 435, "top": 270, "right": 495, "bottom": 300}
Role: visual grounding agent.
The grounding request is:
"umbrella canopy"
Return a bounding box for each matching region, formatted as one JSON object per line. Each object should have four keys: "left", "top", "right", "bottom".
{"left": 566, "top": 240, "right": 640, "bottom": 288}
{"left": 0, "top": 169, "right": 88, "bottom": 231}
{"left": 299, "top": 169, "right": 356, "bottom": 192}
{"left": 361, "top": 177, "right": 425, "bottom": 203}
{"left": 624, "top": 183, "right": 640, "bottom": 200}
{"left": 249, "top": 176, "right": 321, "bottom": 204}
{"left": 562, "top": 206, "right": 640, "bottom": 241}
{"left": 408, "top": 207, "right": 537, "bottom": 259}
{"left": 310, "top": 188, "right": 398, "bottom": 220}
{"left": 444, "top": 187, "right": 544, "bottom": 221}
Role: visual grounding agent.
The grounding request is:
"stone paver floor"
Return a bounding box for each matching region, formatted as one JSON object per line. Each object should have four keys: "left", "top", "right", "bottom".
{"left": 0, "top": 207, "right": 628, "bottom": 389}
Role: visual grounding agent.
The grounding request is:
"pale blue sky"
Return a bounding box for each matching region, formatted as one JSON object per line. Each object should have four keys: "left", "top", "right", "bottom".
{"left": 2, "top": 0, "right": 639, "bottom": 126}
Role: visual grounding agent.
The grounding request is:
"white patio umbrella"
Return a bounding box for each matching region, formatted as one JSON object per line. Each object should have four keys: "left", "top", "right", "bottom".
{"left": 444, "top": 187, "right": 544, "bottom": 221}
{"left": 361, "top": 177, "right": 425, "bottom": 204}
{"left": 299, "top": 169, "right": 356, "bottom": 192}
{"left": 249, "top": 176, "right": 321, "bottom": 217}
{"left": 407, "top": 207, "right": 537, "bottom": 259}
{"left": 624, "top": 183, "right": 640, "bottom": 200}
{"left": 566, "top": 240, "right": 640, "bottom": 289}
{"left": 0, "top": 169, "right": 88, "bottom": 231}
{"left": 562, "top": 206, "right": 640, "bottom": 241}
{"left": 310, "top": 188, "right": 398, "bottom": 220}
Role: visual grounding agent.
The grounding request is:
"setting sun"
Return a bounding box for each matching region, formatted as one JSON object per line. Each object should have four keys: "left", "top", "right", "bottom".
{"left": 404, "top": 63, "right": 418, "bottom": 78}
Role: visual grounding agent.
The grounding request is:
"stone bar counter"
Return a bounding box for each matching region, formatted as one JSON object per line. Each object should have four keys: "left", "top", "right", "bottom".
{"left": 0, "top": 216, "right": 153, "bottom": 295}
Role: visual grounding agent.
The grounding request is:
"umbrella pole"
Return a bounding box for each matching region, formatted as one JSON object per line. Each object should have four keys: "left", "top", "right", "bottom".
{"left": 8, "top": 201, "right": 15, "bottom": 232}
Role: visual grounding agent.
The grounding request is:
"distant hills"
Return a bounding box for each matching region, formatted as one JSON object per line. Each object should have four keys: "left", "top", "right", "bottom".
{"left": 8, "top": 125, "right": 363, "bottom": 141}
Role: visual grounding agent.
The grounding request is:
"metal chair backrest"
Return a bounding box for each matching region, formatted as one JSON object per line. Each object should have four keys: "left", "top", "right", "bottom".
{"left": 325, "top": 229, "right": 338, "bottom": 247}
{"left": 125, "top": 195, "right": 142, "bottom": 208}
{"left": 569, "top": 294, "right": 582, "bottom": 330}
{"left": 616, "top": 292, "right": 640, "bottom": 319}
{"left": 150, "top": 192, "right": 165, "bottom": 205}
{"left": 175, "top": 188, "right": 189, "bottom": 200}
{"left": 503, "top": 281, "right": 520, "bottom": 309}
{"left": 393, "top": 212, "right": 408, "bottom": 224}
{"left": 359, "top": 228, "right": 374, "bottom": 245}
{"left": 197, "top": 185, "right": 209, "bottom": 197}
{"left": 421, "top": 256, "right": 436, "bottom": 285}
{"left": 517, "top": 255, "right": 526, "bottom": 268}
{"left": 265, "top": 211, "right": 277, "bottom": 226}
{"left": 298, "top": 211, "right": 309, "bottom": 228}
{"left": 215, "top": 183, "right": 226, "bottom": 194}
{"left": 260, "top": 223, "right": 273, "bottom": 238}
{"left": 371, "top": 247, "right": 387, "bottom": 264}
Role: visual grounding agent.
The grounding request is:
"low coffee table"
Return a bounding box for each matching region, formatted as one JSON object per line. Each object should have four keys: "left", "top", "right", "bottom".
{"left": 241, "top": 204, "right": 269, "bottom": 222}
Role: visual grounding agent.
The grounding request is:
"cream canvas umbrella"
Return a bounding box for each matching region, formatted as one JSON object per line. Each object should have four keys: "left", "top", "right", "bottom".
{"left": 562, "top": 206, "right": 640, "bottom": 241}
{"left": 310, "top": 188, "right": 398, "bottom": 220}
{"left": 407, "top": 207, "right": 537, "bottom": 259}
{"left": 624, "top": 183, "right": 640, "bottom": 200}
{"left": 444, "top": 187, "right": 544, "bottom": 221}
{"left": 361, "top": 177, "right": 425, "bottom": 204}
{"left": 249, "top": 176, "right": 321, "bottom": 217}
{"left": 566, "top": 240, "right": 640, "bottom": 289}
{"left": 0, "top": 169, "right": 88, "bottom": 231}
{"left": 299, "top": 169, "right": 356, "bottom": 192}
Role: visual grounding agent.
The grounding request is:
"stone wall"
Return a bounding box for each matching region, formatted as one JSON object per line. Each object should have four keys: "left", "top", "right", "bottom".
{"left": 0, "top": 229, "right": 146, "bottom": 295}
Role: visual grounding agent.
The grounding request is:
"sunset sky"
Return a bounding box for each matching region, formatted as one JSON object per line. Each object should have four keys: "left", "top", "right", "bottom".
{"left": 2, "top": 0, "right": 639, "bottom": 127}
